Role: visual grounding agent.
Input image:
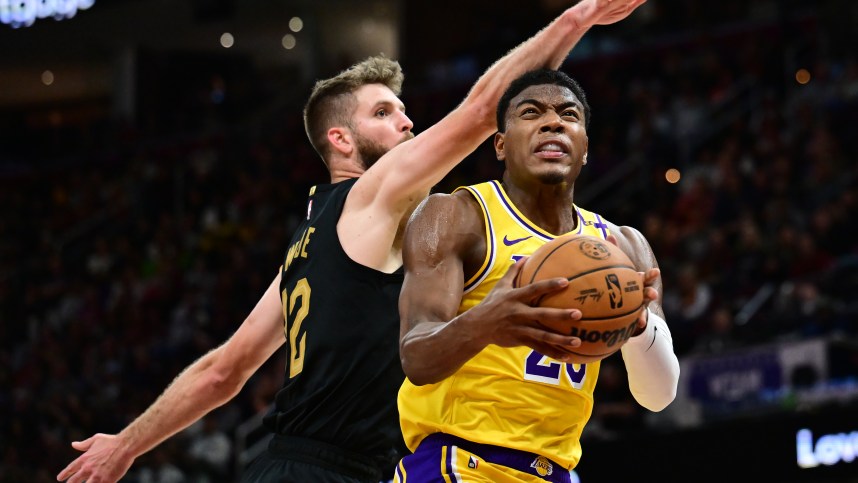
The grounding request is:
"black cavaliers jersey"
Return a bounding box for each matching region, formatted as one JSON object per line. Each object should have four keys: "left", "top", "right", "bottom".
{"left": 266, "top": 178, "right": 406, "bottom": 471}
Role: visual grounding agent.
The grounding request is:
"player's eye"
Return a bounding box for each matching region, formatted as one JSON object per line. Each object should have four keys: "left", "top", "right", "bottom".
{"left": 562, "top": 110, "right": 579, "bottom": 119}
{"left": 376, "top": 109, "right": 388, "bottom": 118}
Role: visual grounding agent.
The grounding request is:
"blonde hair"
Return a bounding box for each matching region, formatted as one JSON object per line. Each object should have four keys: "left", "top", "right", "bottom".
{"left": 303, "top": 56, "right": 404, "bottom": 162}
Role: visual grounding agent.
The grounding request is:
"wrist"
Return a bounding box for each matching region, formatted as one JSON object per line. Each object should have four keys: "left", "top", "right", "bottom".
{"left": 565, "top": 3, "right": 594, "bottom": 31}
{"left": 631, "top": 307, "right": 649, "bottom": 337}
{"left": 452, "top": 311, "right": 489, "bottom": 354}
{"left": 115, "top": 430, "right": 143, "bottom": 460}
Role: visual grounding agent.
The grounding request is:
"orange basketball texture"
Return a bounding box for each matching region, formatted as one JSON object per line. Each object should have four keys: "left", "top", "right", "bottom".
{"left": 515, "top": 234, "right": 645, "bottom": 363}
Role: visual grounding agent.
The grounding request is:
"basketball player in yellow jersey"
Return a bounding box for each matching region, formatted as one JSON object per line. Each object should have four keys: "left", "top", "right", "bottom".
{"left": 395, "top": 69, "right": 680, "bottom": 482}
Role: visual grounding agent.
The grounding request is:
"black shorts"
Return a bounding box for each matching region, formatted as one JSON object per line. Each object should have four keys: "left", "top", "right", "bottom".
{"left": 241, "top": 434, "right": 385, "bottom": 483}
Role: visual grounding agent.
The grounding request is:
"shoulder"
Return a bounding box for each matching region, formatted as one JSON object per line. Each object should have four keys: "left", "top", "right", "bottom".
{"left": 408, "top": 191, "right": 481, "bottom": 229}
{"left": 602, "top": 219, "right": 658, "bottom": 271}
{"left": 404, "top": 191, "right": 485, "bottom": 259}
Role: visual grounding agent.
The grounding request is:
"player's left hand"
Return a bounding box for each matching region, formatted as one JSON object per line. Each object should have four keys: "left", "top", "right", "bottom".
{"left": 56, "top": 433, "right": 134, "bottom": 483}
{"left": 606, "top": 233, "right": 659, "bottom": 335}
{"left": 633, "top": 267, "right": 660, "bottom": 334}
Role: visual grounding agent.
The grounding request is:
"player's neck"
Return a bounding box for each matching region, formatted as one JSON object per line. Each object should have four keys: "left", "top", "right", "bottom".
{"left": 328, "top": 157, "right": 365, "bottom": 183}
{"left": 501, "top": 179, "right": 577, "bottom": 235}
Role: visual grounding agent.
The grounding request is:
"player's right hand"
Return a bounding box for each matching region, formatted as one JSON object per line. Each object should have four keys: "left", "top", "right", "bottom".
{"left": 466, "top": 257, "right": 583, "bottom": 361}
{"left": 571, "top": 0, "right": 648, "bottom": 29}
{"left": 57, "top": 433, "right": 134, "bottom": 483}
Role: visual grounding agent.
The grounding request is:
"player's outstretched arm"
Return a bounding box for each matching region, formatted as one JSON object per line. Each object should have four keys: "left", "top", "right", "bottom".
{"left": 57, "top": 274, "right": 287, "bottom": 483}
{"left": 398, "top": 194, "right": 583, "bottom": 386}
{"left": 346, "top": 0, "right": 649, "bottom": 231}
{"left": 610, "top": 224, "right": 680, "bottom": 411}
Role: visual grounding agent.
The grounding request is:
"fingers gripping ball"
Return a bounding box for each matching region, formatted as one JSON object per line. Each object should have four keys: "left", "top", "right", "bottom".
{"left": 515, "top": 234, "right": 645, "bottom": 363}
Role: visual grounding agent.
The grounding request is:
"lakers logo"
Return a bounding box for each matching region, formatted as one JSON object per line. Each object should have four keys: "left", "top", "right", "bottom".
{"left": 577, "top": 239, "right": 611, "bottom": 260}
{"left": 530, "top": 456, "right": 553, "bottom": 477}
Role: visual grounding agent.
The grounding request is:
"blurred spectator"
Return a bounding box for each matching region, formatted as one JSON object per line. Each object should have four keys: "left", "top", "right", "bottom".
{"left": 587, "top": 358, "right": 644, "bottom": 441}
{"left": 187, "top": 417, "right": 233, "bottom": 483}
{"left": 135, "top": 447, "right": 187, "bottom": 483}
{"left": 690, "top": 307, "right": 740, "bottom": 355}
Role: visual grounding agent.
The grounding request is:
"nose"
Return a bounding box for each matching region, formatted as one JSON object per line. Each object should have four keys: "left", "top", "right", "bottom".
{"left": 539, "top": 111, "right": 564, "bottom": 133}
{"left": 399, "top": 112, "right": 414, "bottom": 133}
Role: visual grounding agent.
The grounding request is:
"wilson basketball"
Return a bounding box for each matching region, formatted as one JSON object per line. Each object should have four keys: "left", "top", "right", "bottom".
{"left": 515, "top": 234, "right": 645, "bottom": 363}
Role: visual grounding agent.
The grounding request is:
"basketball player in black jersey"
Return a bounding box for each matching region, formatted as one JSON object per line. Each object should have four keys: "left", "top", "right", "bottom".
{"left": 57, "top": 2, "right": 648, "bottom": 482}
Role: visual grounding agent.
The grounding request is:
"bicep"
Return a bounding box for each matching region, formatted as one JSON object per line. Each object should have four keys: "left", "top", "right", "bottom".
{"left": 399, "top": 195, "right": 471, "bottom": 339}
{"left": 610, "top": 223, "right": 663, "bottom": 301}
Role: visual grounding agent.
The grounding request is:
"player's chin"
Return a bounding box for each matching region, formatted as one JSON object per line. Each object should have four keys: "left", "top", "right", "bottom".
{"left": 534, "top": 169, "right": 567, "bottom": 185}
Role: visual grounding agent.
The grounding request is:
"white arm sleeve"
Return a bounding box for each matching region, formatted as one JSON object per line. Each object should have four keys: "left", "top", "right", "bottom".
{"left": 620, "top": 309, "right": 680, "bottom": 412}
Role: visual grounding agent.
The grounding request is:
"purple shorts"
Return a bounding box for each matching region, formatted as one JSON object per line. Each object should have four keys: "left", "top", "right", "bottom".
{"left": 395, "top": 433, "right": 573, "bottom": 483}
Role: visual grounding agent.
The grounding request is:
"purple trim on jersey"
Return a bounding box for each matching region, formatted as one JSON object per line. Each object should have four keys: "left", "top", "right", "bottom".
{"left": 402, "top": 433, "right": 572, "bottom": 483}
{"left": 593, "top": 213, "right": 609, "bottom": 239}
{"left": 462, "top": 186, "right": 496, "bottom": 293}
{"left": 489, "top": 180, "right": 554, "bottom": 241}
{"left": 575, "top": 207, "right": 585, "bottom": 235}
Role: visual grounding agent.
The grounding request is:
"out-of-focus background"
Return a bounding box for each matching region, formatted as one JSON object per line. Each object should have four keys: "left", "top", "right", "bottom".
{"left": 2, "top": 1, "right": 857, "bottom": 482}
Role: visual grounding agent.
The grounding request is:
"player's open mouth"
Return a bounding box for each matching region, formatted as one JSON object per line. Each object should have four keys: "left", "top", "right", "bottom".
{"left": 534, "top": 139, "right": 569, "bottom": 159}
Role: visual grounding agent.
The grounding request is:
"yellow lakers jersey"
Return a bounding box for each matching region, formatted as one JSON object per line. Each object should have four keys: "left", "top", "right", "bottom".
{"left": 398, "top": 180, "right": 613, "bottom": 470}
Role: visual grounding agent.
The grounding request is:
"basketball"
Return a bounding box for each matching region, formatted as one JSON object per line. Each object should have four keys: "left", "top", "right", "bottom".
{"left": 515, "top": 234, "right": 645, "bottom": 363}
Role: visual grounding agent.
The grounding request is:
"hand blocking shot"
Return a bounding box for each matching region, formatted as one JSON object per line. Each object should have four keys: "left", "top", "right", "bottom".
{"left": 395, "top": 69, "right": 680, "bottom": 482}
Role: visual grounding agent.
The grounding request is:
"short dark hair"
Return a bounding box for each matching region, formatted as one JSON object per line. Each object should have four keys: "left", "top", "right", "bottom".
{"left": 496, "top": 69, "right": 590, "bottom": 132}
{"left": 303, "top": 56, "right": 404, "bottom": 162}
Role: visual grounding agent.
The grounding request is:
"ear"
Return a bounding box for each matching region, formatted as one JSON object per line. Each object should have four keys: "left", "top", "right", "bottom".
{"left": 326, "top": 127, "right": 353, "bottom": 156}
{"left": 494, "top": 132, "right": 506, "bottom": 162}
{"left": 583, "top": 135, "right": 589, "bottom": 164}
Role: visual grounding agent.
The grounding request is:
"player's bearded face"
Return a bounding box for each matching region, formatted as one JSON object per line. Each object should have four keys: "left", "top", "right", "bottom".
{"left": 354, "top": 130, "right": 414, "bottom": 170}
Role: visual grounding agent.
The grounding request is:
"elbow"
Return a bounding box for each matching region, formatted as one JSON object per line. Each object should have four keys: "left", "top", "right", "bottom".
{"left": 635, "top": 365, "right": 680, "bottom": 412}
{"left": 208, "top": 370, "right": 243, "bottom": 396}
{"left": 400, "top": 352, "right": 427, "bottom": 387}
{"left": 403, "top": 367, "right": 438, "bottom": 387}
{"left": 206, "top": 354, "right": 246, "bottom": 399}
{"left": 399, "top": 342, "right": 438, "bottom": 387}
{"left": 641, "top": 386, "right": 678, "bottom": 413}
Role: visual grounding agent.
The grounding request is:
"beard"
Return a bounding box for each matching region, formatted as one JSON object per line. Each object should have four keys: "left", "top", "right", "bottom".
{"left": 354, "top": 131, "right": 415, "bottom": 170}
{"left": 536, "top": 170, "right": 566, "bottom": 185}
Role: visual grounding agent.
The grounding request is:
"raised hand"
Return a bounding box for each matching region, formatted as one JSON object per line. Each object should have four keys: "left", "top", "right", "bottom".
{"left": 572, "top": 0, "right": 648, "bottom": 29}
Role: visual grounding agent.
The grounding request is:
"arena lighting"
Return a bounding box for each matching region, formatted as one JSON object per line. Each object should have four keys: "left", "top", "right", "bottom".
{"left": 796, "top": 428, "right": 858, "bottom": 468}
{"left": 0, "top": 0, "right": 95, "bottom": 28}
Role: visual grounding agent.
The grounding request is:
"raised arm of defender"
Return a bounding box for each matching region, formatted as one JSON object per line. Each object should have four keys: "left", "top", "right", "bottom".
{"left": 341, "top": 0, "right": 649, "bottom": 271}
{"left": 57, "top": 275, "right": 287, "bottom": 483}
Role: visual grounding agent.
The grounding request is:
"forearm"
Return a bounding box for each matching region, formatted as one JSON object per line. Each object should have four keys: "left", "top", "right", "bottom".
{"left": 464, "top": 7, "right": 589, "bottom": 122}
{"left": 118, "top": 346, "right": 244, "bottom": 458}
{"left": 401, "top": 315, "right": 485, "bottom": 386}
{"left": 620, "top": 309, "right": 680, "bottom": 411}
